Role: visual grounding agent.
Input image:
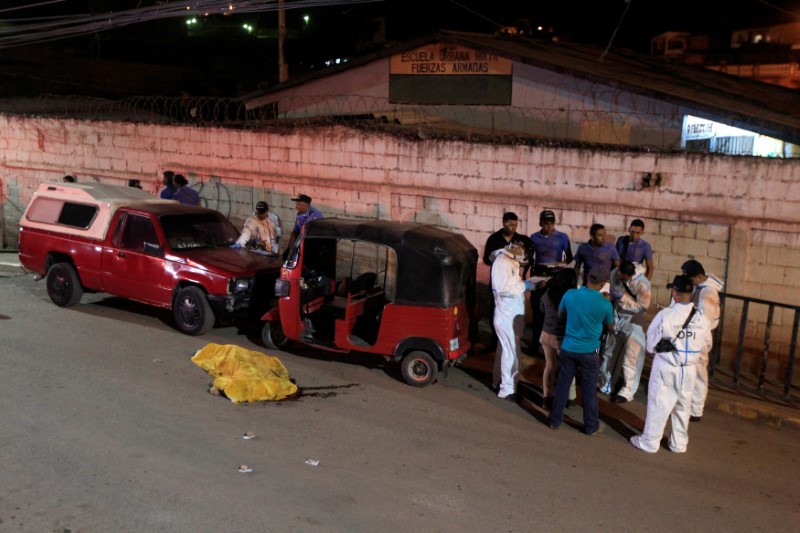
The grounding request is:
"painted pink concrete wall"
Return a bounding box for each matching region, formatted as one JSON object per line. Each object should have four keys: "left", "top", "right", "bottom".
{"left": 2, "top": 114, "right": 798, "bottom": 377}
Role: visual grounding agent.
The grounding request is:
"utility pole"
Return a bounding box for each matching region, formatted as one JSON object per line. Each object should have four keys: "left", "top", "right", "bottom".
{"left": 278, "top": 0, "right": 288, "bottom": 82}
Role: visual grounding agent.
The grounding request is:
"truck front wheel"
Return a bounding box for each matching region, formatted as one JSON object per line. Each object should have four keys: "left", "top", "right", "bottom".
{"left": 46, "top": 262, "right": 83, "bottom": 307}
{"left": 174, "top": 286, "right": 215, "bottom": 336}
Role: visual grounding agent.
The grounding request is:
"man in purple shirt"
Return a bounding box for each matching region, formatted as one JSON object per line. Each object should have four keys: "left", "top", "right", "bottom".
{"left": 172, "top": 174, "right": 201, "bottom": 206}
{"left": 529, "top": 210, "right": 574, "bottom": 355}
{"left": 615, "top": 219, "right": 654, "bottom": 280}
{"left": 284, "top": 193, "right": 323, "bottom": 257}
{"left": 574, "top": 223, "right": 620, "bottom": 286}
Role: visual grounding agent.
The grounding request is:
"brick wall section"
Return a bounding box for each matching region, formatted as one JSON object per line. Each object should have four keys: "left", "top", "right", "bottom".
{"left": 1, "top": 114, "right": 799, "bottom": 379}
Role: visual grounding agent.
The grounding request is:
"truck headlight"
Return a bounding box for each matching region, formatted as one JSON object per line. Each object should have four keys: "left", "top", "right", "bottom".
{"left": 229, "top": 277, "right": 253, "bottom": 294}
{"left": 275, "top": 279, "right": 290, "bottom": 297}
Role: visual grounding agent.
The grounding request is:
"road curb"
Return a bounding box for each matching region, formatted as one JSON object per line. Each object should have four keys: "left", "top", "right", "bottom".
{"left": 0, "top": 252, "right": 27, "bottom": 276}
{"left": 712, "top": 398, "right": 800, "bottom": 431}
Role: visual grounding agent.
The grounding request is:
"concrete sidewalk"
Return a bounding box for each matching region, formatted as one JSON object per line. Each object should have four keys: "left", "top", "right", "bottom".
{"left": 461, "top": 349, "right": 800, "bottom": 432}
{"left": 0, "top": 251, "right": 27, "bottom": 277}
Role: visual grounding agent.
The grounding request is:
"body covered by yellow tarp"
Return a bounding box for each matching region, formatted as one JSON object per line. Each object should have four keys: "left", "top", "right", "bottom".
{"left": 191, "top": 343, "right": 298, "bottom": 403}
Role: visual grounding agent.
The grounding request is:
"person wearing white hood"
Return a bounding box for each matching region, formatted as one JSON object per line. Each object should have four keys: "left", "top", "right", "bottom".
{"left": 491, "top": 243, "right": 536, "bottom": 401}
{"left": 630, "top": 275, "right": 712, "bottom": 453}
{"left": 681, "top": 259, "right": 725, "bottom": 422}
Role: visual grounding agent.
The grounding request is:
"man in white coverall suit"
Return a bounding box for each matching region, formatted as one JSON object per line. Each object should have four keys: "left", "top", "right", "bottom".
{"left": 681, "top": 259, "right": 724, "bottom": 422}
{"left": 600, "top": 261, "right": 652, "bottom": 403}
{"left": 491, "top": 243, "right": 535, "bottom": 401}
{"left": 630, "top": 275, "right": 712, "bottom": 454}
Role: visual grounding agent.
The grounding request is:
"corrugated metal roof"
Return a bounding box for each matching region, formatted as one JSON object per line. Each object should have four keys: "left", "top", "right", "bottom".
{"left": 244, "top": 31, "right": 800, "bottom": 144}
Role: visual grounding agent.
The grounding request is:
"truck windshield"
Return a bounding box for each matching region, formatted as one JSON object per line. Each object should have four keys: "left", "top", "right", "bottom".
{"left": 161, "top": 213, "right": 239, "bottom": 250}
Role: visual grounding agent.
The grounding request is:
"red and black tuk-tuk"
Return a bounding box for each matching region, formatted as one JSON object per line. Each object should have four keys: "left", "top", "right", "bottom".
{"left": 260, "top": 218, "right": 478, "bottom": 387}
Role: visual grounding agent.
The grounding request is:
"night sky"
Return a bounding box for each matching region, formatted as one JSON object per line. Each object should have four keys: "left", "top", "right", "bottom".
{"left": 2, "top": 0, "right": 798, "bottom": 53}
{"left": 1, "top": 0, "right": 798, "bottom": 96}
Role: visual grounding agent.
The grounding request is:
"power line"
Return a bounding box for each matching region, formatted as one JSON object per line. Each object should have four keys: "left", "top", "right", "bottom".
{"left": 0, "top": 0, "right": 384, "bottom": 49}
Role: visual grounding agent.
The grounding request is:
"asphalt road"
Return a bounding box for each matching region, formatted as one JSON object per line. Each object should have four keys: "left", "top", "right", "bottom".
{"left": 1, "top": 274, "right": 799, "bottom": 532}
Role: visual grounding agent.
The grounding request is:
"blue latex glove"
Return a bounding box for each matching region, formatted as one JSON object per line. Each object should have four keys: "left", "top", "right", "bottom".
{"left": 229, "top": 243, "right": 243, "bottom": 249}
{"left": 609, "top": 287, "right": 624, "bottom": 301}
{"left": 524, "top": 279, "right": 536, "bottom": 291}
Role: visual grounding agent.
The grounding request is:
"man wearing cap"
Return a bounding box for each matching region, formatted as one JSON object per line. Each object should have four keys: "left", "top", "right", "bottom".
{"left": 600, "top": 261, "right": 652, "bottom": 403}
{"left": 547, "top": 265, "right": 615, "bottom": 435}
{"left": 574, "top": 223, "right": 620, "bottom": 286}
{"left": 490, "top": 243, "right": 536, "bottom": 401}
{"left": 630, "top": 275, "right": 712, "bottom": 453}
{"left": 681, "top": 259, "right": 724, "bottom": 422}
{"left": 284, "top": 194, "right": 323, "bottom": 256}
{"left": 529, "top": 209, "right": 574, "bottom": 354}
{"left": 615, "top": 219, "right": 654, "bottom": 280}
{"left": 234, "top": 201, "right": 276, "bottom": 251}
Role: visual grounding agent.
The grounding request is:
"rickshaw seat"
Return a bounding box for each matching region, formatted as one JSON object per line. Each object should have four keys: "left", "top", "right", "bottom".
{"left": 348, "top": 271, "right": 377, "bottom": 295}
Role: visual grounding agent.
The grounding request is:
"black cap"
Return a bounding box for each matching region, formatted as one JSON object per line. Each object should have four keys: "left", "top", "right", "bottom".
{"left": 540, "top": 210, "right": 556, "bottom": 222}
{"left": 291, "top": 193, "right": 312, "bottom": 204}
{"left": 255, "top": 201, "right": 268, "bottom": 213}
{"left": 587, "top": 265, "right": 610, "bottom": 284}
{"left": 681, "top": 259, "right": 705, "bottom": 278}
{"left": 667, "top": 275, "right": 694, "bottom": 293}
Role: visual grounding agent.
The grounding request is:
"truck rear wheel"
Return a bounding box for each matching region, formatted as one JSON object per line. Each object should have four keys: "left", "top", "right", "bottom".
{"left": 174, "top": 286, "right": 215, "bottom": 336}
{"left": 46, "top": 263, "right": 83, "bottom": 307}
{"left": 261, "top": 320, "right": 290, "bottom": 350}
{"left": 400, "top": 350, "right": 438, "bottom": 387}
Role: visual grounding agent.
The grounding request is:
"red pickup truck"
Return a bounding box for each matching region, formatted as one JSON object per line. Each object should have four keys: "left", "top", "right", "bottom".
{"left": 18, "top": 182, "right": 283, "bottom": 335}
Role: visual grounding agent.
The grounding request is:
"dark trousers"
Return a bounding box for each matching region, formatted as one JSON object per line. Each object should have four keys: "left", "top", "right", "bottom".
{"left": 548, "top": 347, "right": 601, "bottom": 433}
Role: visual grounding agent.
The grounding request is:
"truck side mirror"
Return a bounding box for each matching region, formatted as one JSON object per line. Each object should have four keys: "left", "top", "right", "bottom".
{"left": 143, "top": 241, "right": 164, "bottom": 258}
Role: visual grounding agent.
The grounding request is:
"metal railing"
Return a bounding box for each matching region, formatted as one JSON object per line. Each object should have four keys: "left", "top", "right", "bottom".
{"left": 710, "top": 293, "right": 800, "bottom": 405}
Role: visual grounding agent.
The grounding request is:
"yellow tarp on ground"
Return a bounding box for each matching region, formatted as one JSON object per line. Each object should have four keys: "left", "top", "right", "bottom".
{"left": 191, "top": 343, "right": 298, "bottom": 403}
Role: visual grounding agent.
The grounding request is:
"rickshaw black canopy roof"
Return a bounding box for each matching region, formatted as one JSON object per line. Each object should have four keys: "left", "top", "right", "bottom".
{"left": 305, "top": 218, "right": 477, "bottom": 306}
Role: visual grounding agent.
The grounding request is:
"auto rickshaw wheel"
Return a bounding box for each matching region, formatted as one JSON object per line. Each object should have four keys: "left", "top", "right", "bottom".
{"left": 262, "top": 320, "right": 290, "bottom": 350}
{"left": 400, "top": 350, "right": 438, "bottom": 387}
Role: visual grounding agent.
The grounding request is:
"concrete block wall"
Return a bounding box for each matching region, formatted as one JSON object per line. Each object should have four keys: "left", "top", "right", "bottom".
{"left": 2, "top": 114, "right": 799, "bottom": 378}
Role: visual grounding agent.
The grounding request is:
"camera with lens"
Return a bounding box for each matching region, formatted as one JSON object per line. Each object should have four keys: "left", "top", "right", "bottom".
{"left": 655, "top": 338, "right": 677, "bottom": 353}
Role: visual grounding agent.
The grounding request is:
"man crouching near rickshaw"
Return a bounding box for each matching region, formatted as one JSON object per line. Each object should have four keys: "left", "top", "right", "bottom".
{"left": 490, "top": 243, "right": 535, "bottom": 401}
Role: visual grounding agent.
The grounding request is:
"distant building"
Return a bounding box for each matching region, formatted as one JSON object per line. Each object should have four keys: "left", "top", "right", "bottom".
{"left": 245, "top": 31, "right": 800, "bottom": 158}
{"left": 652, "top": 22, "right": 800, "bottom": 90}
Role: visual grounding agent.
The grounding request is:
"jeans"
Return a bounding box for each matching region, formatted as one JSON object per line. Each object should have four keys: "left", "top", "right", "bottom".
{"left": 547, "top": 347, "right": 601, "bottom": 433}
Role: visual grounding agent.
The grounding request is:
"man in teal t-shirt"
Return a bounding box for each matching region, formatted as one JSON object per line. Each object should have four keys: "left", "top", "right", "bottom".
{"left": 547, "top": 265, "right": 614, "bottom": 435}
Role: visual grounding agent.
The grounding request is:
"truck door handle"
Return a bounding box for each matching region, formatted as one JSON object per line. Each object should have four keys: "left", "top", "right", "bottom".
{"left": 117, "top": 251, "right": 126, "bottom": 258}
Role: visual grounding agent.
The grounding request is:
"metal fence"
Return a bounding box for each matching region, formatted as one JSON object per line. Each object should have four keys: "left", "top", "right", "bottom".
{"left": 710, "top": 293, "right": 800, "bottom": 407}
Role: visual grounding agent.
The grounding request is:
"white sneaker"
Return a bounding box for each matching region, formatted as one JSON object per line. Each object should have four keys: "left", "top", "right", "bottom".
{"left": 629, "top": 435, "right": 657, "bottom": 453}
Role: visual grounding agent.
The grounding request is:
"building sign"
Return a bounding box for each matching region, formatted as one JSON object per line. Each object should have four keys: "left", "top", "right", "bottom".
{"left": 389, "top": 43, "right": 513, "bottom": 105}
{"left": 390, "top": 44, "right": 512, "bottom": 76}
{"left": 681, "top": 114, "right": 792, "bottom": 157}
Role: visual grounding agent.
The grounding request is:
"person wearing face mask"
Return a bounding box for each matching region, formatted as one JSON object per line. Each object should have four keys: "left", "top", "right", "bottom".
{"left": 574, "top": 223, "right": 620, "bottom": 286}
{"left": 599, "top": 261, "right": 652, "bottom": 403}
{"left": 490, "top": 243, "right": 536, "bottom": 402}
{"left": 483, "top": 212, "right": 533, "bottom": 266}
{"left": 482, "top": 212, "right": 533, "bottom": 351}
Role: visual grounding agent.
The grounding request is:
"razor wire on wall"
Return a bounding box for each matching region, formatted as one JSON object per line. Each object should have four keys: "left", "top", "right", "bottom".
{"left": 0, "top": 93, "right": 795, "bottom": 154}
